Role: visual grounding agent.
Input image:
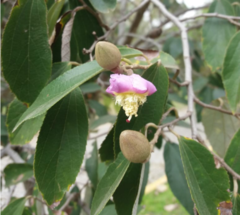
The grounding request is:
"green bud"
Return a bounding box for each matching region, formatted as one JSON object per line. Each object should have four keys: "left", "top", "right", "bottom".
{"left": 120, "top": 130, "right": 151, "bottom": 163}
{"left": 95, "top": 41, "right": 121, "bottom": 71}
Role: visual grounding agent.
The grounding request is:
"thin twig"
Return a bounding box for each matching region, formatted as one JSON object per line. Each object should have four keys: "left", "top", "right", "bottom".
{"left": 169, "top": 79, "right": 190, "bottom": 87}
{"left": 233, "top": 178, "right": 238, "bottom": 197}
{"left": 1, "top": 144, "right": 25, "bottom": 163}
{"left": 82, "top": 0, "right": 150, "bottom": 55}
{"left": 59, "top": 193, "right": 77, "bottom": 211}
{"left": 194, "top": 96, "right": 240, "bottom": 118}
{"left": 180, "top": 13, "right": 240, "bottom": 27}
{"left": 151, "top": 0, "right": 197, "bottom": 139}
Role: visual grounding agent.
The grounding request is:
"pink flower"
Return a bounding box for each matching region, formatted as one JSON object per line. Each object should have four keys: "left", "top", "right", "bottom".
{"left": 106, "top": 74, "right": 157, "bottom": 122}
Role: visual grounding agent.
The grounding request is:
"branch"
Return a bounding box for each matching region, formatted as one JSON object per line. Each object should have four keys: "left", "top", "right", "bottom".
{"left": 134, "top": 4, "right": 209, "bottom": 47}
{"left": 82, "top": 0, "right": 150, "bottom": 55}
{"left": 194, "top": 96, "right": 240, "bottom": 118}
{"left": 1, "top": 144, "right": 25, "bottom": 163}
{"left": 180, "top": 13, "right": 240, "bottom": 27}
{"left": 124, "top": 1, "right": 150, "bottom": 44}
{"left": 151, "top": 0, "right": 197, "bottom": 139}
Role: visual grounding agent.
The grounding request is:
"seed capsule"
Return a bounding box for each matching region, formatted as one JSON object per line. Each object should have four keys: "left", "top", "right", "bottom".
{"left": 95, "top": 41, "right": 121, "bottom": 71}
{"left": 120, "top": 130, "right": 151, "bottom": 163}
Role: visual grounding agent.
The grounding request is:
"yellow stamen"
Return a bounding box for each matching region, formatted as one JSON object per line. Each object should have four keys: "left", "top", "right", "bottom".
{"left": 114, "top": 92, "right": 147, "bottom": 121}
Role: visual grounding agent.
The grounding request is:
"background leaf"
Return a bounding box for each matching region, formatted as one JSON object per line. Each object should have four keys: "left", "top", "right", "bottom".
{"left": 202, "top": 0, "right": 236, "bottom": 72}
{"left": 1, "top": 0, "right": 52, "bottom": 104}
{"left": 222, "top": 31, "right": 240, "bottom": 113}
{"left": 179, "top": 137, "right": 230, "bottom": 215}
{"left": 202, "top": 98, "right": 240, "bottom": 157}
{"left": 90, "top": 115, "right": 117, "bottom": 130}
{"left": 69, "top": 0, "right": 104, "bottom": 63}
{"left": 232, "top": 195, "right": 240, "bottom": 215}
{"left": 4, "top": 163, "right": 33, "bottom": 187}
{"left": 50, "top": 62, "right": 72, "bottom": 82}
{"left": 164, "top": 142, "right": 194, "bottom": 215}
{"left": 86, "top": 141, "right": 98, "bottom": 189}
{"left": 47, "top": 0, "right": 65, "bottom": 37}
{"left": 91, "top": 153, "right": 130, "bottom": 215}
{"left": 7, "top": 99, "right": 44, "bottom": 145}
{"left": 89, "top": 0, "right": 116, "bottom": 13}
{"left": 2, "top": 197, "right": 28, "bottom": 215}
{"left": 34, "top": 88, "right": 88, "bottom": 205}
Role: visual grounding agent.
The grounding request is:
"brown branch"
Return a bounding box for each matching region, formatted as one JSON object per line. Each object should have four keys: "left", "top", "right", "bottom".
{"left": 194, "top": 96, "right": 240, "bottom": 118}
{"left": 79, "top": 0, "right": 109, "bottom": 31}
{"left": 124, "top": 1, "right": 150, "bottom": 44}
{"left": 82, "top": 0, "right": 150, "bottom": 55}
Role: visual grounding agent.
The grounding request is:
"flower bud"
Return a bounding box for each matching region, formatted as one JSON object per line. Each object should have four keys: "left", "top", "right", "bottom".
{"left": 120, "top": 130, "right": 151, "bottom": 163}
{"left": 95, "top": 41, "right": 121, "bottom": 71}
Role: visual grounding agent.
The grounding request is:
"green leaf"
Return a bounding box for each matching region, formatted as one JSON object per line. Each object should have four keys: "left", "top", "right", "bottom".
{"left": 91, "top": 153, "right": 130, "bottom": 215}
{"left": 47, "top": 0, "right": 65, "bottom": 37}
{"left": 99, "top": 126, "right": 115, "bottom": 162}
{"left": 113, "top": 163, "right": 142, "bottom": 215}
{"left": 233, "top": 195, "right": 240, "bottom": 215}
{"left": 89, "top": 0, "right": 116, "bottom": 13}
{"left": 69, "top": 0, "right": 104, "bottom": 63}
{"left": 34, "top": 88, "right": 88, "bottom": 205}
{"left": 4, "top": 163, "right": 33, "bottom": 187}
{"left": 88, "top": 100, "right": 108, "bottom": 117}
{"left": 224, "top": 129, "right": 240, "bottom": 175}
{"left": 2, "top": 197, "right": 28, "bottom": 215}
{"left": 13, "top": 61, "right": 102, "bottom": 131}
{"left": 1, "top": 0, "right": 52, "bottom": 104}
{"left": 118, "top": 46, "right": 143, "bottom": 58}
{"left": 0, "top": 114, "right": 8, "bottom": 136}
{"left": 164, "top": 142, "right": 194, "bottom": 215}
{"left": 178, "top": 137, "right": 230, "bottom": 215}
{"left": 7, "top": 99, "right": 44, "bottom": 145}
{"left": 202, "top": 0, "right": 236, "bottom": 72}
{"left": 202, "top": 98, "right": 240, "bottom": 157}
{"left": 50, "top": 62, "right": 72, "bottom": 82}
{"left": 90, "top": 115, "right": 117, "bottom": 130}
{"left": 80, "top": 82, "right": 101, "bottom": 94}
{"left": 22, "top": 207, "right": 32, "bottom": 215}
{"left": 86, "top": 141, "right": 98, "bottom": 189}
{"left": 99, "top": 204, "right": 117, "bottom": 215}
{"left": 152, "top": 51, "right": 179, "bottom": 69}
{"left": 222, "top": 31, "right": 240, "bottom": 113}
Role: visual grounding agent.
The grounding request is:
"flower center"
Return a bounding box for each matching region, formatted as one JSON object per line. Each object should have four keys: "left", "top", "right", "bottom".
{"left": 114, "top": 92, "right": 147, "bottom": 122}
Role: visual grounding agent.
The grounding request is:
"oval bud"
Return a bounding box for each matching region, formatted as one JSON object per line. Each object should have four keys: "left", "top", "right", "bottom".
{"left": 120, "top": 130, "right": 151, "bottom": 163}
{"left": 95, "top": 41, "right": 121, "bottom": 71}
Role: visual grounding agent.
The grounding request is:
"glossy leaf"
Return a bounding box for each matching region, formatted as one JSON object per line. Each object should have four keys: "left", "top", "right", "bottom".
{"left": 233, "top": 195, "right": 240, "bottom": 215}
{"left": 202, "top": 98, "right": 240, "bottom": 157}
{"left": 202, "top": 0, "right": 236, "bottom": 72}
{"left": 99, "top": 126, "right": 115, "bottom": 162}
{"left": 164, "top": 142, "right": 194, "bottom": 215}
{"left": 13, "top": 61, "right": 102, "bottom": 131}
{"left": 99, "top": 204, "right": 117, "bottom": 215}
{"left": 86, "top": 141, "right": 98, "bottom": 189}
{"left": 1, "top": 0, "right": 52, "bottom": 104}
{"left": 91, "top": 153, "right": 130, "bottom": 215}
{"left": 69, "top": 0, "right": 104, "bottom": 63}
{"left": 4, "top": 163, "right": 33, "bottom": 187}
{"left": 47, "top": 0, "right": 65, "bottom": 37}
{"left": 34, "top": 88, "right": 88, "bottom": 205}
{"left": 22, "top": 207, "right": 32, "bottom": 215}
{"left": 118, "top": 46, "right": 143, "bottom": 58}
{"left": 222, "top": 31, "right": 240, "bottom": 113}
{"left": 7, "top": 99, "right": 44, "bottom": 145}
{"left": 179, "top": 137, "right": 230, "bottom": 215}
{"left": 50, "top": 62, "right": 72, "bottom": 82}
{"left": 152, "top": 51, "right": 179, "bottom": 69}
{"left": 113, "top": 163, "right": 142, "bottom": 215}
{"left": 89, "top": 0, "right": 116, "bottom": 13}
{"left": 224, "top": 129, "right": 240, "bottom": 175}
{"left": 2, "top": 197, "right": 28, "bottom": 215}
